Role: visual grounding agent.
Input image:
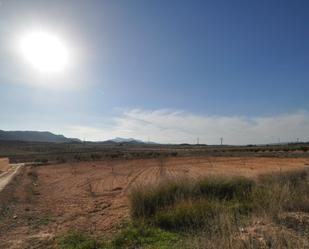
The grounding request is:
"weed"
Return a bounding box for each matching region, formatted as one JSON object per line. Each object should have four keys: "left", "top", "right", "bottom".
{"left": 130, "top": 179, "right": 193, "bottom": 218}
{"left": 27, "top": 213, "right": 55, "bottom": 229}
{"left": 130, "top": 177, "right": 254, "bottom": 218}
{"left": 57, "top": 226, "right": 181, "bottom": 249}
{"left": 153, "top": 199, "right": 225, "bottom": 231}
{"left": 57, "top": 232, "right": 103, "bottom": 249}
{"left": 111, "top": 223, "right": 181, "bottom": 249}
{"left": 194, "top": 177, "right": 254, "bottom": 201}
{"left": 255, "top": 168, "right": 309, "bottom": 214}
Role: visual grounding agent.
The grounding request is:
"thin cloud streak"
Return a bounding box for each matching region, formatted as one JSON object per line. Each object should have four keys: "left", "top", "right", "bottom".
{"left": 62, "top": 109, "right": 309, "bottom": 145}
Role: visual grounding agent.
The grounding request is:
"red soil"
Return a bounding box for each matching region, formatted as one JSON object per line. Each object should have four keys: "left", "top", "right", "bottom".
{"left": 0, "top": 156, "right": 308, "bottom": 248}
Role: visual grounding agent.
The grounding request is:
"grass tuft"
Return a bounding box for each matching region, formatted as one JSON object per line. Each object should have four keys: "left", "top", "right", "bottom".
{"left": 57, "top": 232, "right": 103, "bottom": 249}
{"left": 111, "top": 223, "right": 181, "bottom": 249}
{"left": 130, "top": 177, "right": 254, "bottom": 219}
{"left": 57, "top": 226, "right": 181, "bottom": 249}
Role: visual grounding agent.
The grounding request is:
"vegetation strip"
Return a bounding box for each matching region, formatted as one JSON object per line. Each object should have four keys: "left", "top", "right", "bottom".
{"left": 57, "top": 168, "right": 309, "bottom": 248}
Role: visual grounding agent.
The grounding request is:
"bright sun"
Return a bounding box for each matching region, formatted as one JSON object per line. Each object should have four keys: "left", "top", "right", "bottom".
{"left": 19, "top": 31, "right": 69, "bottom": 73}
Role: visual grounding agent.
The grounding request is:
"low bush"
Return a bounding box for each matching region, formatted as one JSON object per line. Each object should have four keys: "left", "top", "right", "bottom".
{"left": 260, "top": 169, "right": 308, "bottom": 188}
{"left": 154, "top": 199, "right": 224, "bottom": 231}
{"left": 57, "top": 232, "right": 103, "bottom": 249}
{"left": 194, "top": 177, "right": 254, "bottom": 201}
{"left": 130, "top": 168, "right": 308, "bottom": 233}
{"left": 111, "top": 223, "right": 180, "bottom": 249}
{"left": 130, "top": 179, "right": 193, "bottom": 218}
{"left": 130, "top": 177, "right": 254, "bottom": 219}
{"left": 57, "top": 226, "right": 181, "bottom": 249}
{"left": 255, "top": 168, "right": 309, "bottom": 214}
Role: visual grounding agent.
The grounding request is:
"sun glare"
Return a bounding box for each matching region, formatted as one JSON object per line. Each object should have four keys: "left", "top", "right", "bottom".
{"left": 19, "top": 31, "right": 69, "bottom": 73}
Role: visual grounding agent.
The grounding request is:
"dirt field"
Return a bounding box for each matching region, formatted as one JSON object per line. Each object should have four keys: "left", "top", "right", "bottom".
{"left": 1, "top": 156, "right": 309, "bottom": 248}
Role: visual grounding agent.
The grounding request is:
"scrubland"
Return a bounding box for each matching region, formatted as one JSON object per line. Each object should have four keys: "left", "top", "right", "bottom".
{"left": 58, "top": 167, "right": 309, "bottom": 249}
{"left": 0, "top": 154, "right": 308, "bottom": 248}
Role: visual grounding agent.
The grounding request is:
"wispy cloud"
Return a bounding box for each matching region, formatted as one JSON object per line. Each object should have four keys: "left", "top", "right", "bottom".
{"left": 60, "top": 109, "right": 309, "bottom": 145}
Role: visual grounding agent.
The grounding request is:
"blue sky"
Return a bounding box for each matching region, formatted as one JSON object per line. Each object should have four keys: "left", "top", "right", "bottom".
{"left": 0, "top": 0, "right": 308, "bottom": 144}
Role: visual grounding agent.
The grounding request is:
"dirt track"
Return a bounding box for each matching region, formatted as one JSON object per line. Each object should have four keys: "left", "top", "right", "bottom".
{"left": 0, "top": 164, "right": 23, "bottom": 192}
{"left": 0, "top": 156, "right": 309, "bottom": 248}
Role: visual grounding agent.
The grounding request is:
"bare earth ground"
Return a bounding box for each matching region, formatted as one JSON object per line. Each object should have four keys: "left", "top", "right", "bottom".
{"left": 0, "top": 156, "right": 309, "bottom": 248}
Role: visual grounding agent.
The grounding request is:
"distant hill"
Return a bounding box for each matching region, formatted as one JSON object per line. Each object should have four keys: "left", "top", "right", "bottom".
{"left": 103, "top": 137, "right": 158, "bottom": 145}
{"left": 110, "top": 137, "right": 144, "bottom": 143}
{"left": 0, "top": 130, "right": 81, "bottom": 143}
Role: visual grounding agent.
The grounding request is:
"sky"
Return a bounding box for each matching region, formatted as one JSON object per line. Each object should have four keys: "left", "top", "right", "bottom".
{"left": 0, "top": 0, "right": 308, "bottom": 144}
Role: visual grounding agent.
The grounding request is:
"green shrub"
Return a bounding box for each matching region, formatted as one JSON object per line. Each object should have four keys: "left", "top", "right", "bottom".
{"left": 154, "top": 198, "right": 251, "bottom": 231}
{"left": 130, "top": 177, "right": 254, "bottom": 219}
{"left": 154, "top": 199, "right": 223, "bottom": 230}
{"left": 194, "top": 177, "right": 254, "bottom": 201}
{"left": 111, "top": 224, "right": 180, "bottom": 249}
{"left": 130, "top": 179, "right": 193, "bottom": 218}
{"left": 57, "top": 232, "right": 103, "bottom": 249}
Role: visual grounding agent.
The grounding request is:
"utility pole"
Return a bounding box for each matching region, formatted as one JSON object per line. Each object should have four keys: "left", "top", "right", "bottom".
{"left": 197, "top": 137, "right": 199, "bottom": 145}
{"left": 297, "top": 138, "right": 300, "bottom": 143}
{"left": 220, "top": 137, "right": 223, "bottom": 146}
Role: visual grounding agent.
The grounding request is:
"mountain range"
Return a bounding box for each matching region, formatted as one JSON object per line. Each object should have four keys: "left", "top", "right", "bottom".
{"left": 0, "top": 130, "right": 156, "bottom": 144}
{"left": 107, "top": 137, "right": 144, "bottom": 143}
{"left": 0, "top": 130, "right": 80, "bottom": 143}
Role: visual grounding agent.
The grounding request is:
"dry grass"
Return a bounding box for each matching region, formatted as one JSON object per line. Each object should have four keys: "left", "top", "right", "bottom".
{"left": 129, "top": 176, "right": 254, "bottom": 219}
{"left": 55, "top": 168, "right": 309, "bottom": 248}
{"left": 127, "top": 168, "right": 309, "bottom": 249}
{"left": 254, "top": 168, "right": 309, "bottom": 216}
